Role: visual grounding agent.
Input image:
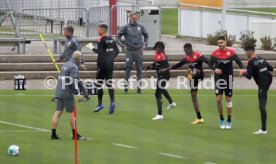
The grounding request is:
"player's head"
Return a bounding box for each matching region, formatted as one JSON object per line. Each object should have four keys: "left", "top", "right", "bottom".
{"left": 130, "top": 12, "right": 139, "bottom": 24}
{"left": 244, "top": 45, "right": 255, "bottom": 58}
{"left": 183, "top": 43, "right": 193, "bottom": 55}
{"left": 98, "top": 24, "right": 108, "bottom": 36}
{"left": 63, "top": 26, "right": 74, "bottom": 38}
{"left": 217, "top": 36, "right": 227, "bottom": 50}
{"left": 154, "top": 41, "right": 165, "bottom": 53}
{"left": 72, "top": 51, "right": 82, "bottom": 65}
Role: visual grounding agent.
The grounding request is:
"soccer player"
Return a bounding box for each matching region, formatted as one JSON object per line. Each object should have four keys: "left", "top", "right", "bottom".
{"left": 92, "top": 24, "right": 119, "bottom": 114}
{"left": 53, "top": 26, "right": 90, "bottom": 102}
{"left": 146, "top": 41, "right": 176, "bottom": 120}
{"left": 161, "top": 43, "right": 210, "bottom": 124}
{"left": 240, "top": 46, "right": 273, "bottom": 134}
{"left": 51, "top": 51, "right": 86, "bottom": 140}
{"left": 117, "top": 12, "right": 149, "bottom": 94}
{"left": 210, "top": 36, "right": 244, "bottom": 129}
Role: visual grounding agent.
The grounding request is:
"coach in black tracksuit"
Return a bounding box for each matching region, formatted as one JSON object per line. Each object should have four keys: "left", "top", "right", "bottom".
{"left": 92, "top": 24, "right": 119, "bottom": 114}
{"left": 147, "top": 42, "right": 175, "bottom": 120}
{"left": 240, "top": 46, "right": 273, "bottom": 134}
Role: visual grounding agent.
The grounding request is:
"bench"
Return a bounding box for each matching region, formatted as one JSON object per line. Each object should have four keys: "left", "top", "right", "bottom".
{"left": 54, "top": 37, "right": 99, "bottom": 53}
{"left": 0, "top": 38, "right": 28, "bottom": 54}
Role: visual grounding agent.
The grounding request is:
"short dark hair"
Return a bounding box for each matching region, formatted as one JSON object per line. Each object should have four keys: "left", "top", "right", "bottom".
{"left": 64, "top": 26, "right": 74, "bottom": 34}
{"left": 217, "top": 36, "right": 226, "bottom": 41}
{"left": 244, "top": 45, "right": 255, "bottom": 52}
{"left": 184, "top": 43, "right": 192, "bottom": 49}
{"left": 99, "top": 24, "right": 108, "bottom": 32}
{"left": 154, "top": 41, "right": 165, "bottom": 50}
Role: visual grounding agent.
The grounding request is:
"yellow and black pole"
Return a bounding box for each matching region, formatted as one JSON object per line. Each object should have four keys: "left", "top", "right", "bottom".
{"left": 39, "top": 34, "right": 61, "bottom": 73}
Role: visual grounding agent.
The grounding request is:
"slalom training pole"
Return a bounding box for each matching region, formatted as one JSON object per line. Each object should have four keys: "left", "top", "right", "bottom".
{"left": 39, "top": 34, "right": 61, "bottom": 73}
{"left": 73, "top": 105, "right": 78, "bottom": 164}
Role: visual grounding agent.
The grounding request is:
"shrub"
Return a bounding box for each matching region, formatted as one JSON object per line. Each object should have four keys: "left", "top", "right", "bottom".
{"left": 239, "top": 31, "right": 257, "bottom": 48}
{"left": 206, "top": 30, "right": 236, "bottom": 47}
{"left": 260, "top": 35, "right": 273, "bottom": 50}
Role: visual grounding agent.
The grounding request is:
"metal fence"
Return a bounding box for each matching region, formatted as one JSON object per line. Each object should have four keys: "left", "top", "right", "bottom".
{"left": 0, "top": 4, "right": 161, "bottom": 40}
{"left": 0, "top": 8, "right": 19, "bottom": 37}
{"left": 17, "top": 8, "right": 88, "bottom": 38}
{"left": 87, "top": 6, "right": 110, "bottom": 37}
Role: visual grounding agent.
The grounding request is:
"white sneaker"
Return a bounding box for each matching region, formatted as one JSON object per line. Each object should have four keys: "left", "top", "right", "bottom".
{"left": 253, "top": 129, "right": 267, "bottom": 135}
{"left": 152, "top": 115, "right": 164, "bottom": 120}
{"left": 167, "top": 102, "right": 176, "bottom": 110}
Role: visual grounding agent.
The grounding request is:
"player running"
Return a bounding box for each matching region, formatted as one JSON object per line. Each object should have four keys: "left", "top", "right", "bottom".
{"left": 53, "top": 26, "right": 90, "bottom": 102}
{"left": 161, "top": 43, "right": 211, "bottom": 124}
{"left": 91, "top": 24, "right": 119, "bottom": 114}
{"left": 51, "top": 51, "right": 86, "bottom": 140}
{"left": 146, "top": 41, "right": 176, "bottom": 120}
{"left": 240, "top": 46, "right": 273, "bottom": 134}
{"left": 210, "top": 36, "right": 244, "bottom": 129}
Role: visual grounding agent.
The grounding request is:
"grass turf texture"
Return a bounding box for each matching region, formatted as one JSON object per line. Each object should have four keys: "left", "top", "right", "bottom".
{"left": 161, "top": 8, "right": 178, "bottom": 36}
{"left": 0, "top": 89, "right": 276, "bottom": 164}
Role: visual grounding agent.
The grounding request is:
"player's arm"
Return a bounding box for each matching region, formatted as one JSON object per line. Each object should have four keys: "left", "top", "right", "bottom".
{"left": 233, "top": 54, "right": 245, "bottom": 69}
{"left": 241, "top": 63, "right": 253, "bottom": 79}
{"left": 113, "top": 40, "right": 120, "bottom": 59}
{"left": 92, "top": 38, "right": 105, "bottom": 54}
{"left": 146, "top": 62, "right": 158, "bottom": 71}
{"left": 70, "top": 66, "right": 80, "bottom": 95}
{"left": 200, "top": 55, "right": 211, "bottom": 69}
{"left": 209, "top": 56, "right": 217, "bottom": 70}
{"left": 141, "top": 26, "right": 149, "bottom": 47}
{"left": 264, "top": 60, "right": 274, "bottom": 72}
{"left": 159, "top": 59, "right": 186, "bottom": 73}
{"left": 117, "top": 26, "right": 127, "bottom": 47}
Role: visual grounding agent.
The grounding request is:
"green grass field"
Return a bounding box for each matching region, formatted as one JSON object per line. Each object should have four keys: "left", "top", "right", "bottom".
{"left": 161, "top": 8, "right": 178, "bottom": 36}
{"left": 0, "top": 89, "right": 276, "bottom": 164}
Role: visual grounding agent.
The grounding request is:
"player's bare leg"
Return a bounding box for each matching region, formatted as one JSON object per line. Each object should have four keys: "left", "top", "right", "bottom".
{"left": 216, "top": 95, "right": 225, "bottom": 129}
{"left": 225, "top": 96, "right": 233, "bottom": 129}
{"left": 191, "top": 90, "right": 203, "bottom": 124}
{"left": 51, "top": 111, "right": 63, "bottom": 140}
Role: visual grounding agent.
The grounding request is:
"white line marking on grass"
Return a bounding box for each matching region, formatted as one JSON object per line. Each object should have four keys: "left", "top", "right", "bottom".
{"left": 0, "top": 120, "right": 50, "bottom": 132}
{"left": 159, "top": 153, "right": 186, "bottom": 159}
{"left": 0, "top": 130, "right": 49, "bottom": 133}
{"left": 112, "top": 143, "right": 137, "bottom": 149}
{"left": 205, "top": 162, "right": 217, "bottom": 164}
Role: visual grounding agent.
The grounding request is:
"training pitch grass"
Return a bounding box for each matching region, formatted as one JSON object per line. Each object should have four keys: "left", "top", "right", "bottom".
{"left": 0, "top": 89, "right": 276, "bottom": 164}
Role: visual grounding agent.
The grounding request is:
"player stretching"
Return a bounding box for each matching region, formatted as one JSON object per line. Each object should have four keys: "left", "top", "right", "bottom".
{"left": 162, "top": 43, "right": 211, "bottom": 124}
{"left": 210, "top": 36, "right": 244, "bottom": 129}
{"left": 91, "top": 24, "right": 119, "bottom": 114}
{"left": 51, "top": 51, "right": 86, "bottom": 140}
{"left": 146, "top": 42, "right": 176, "bottom": 120}
{"left": 240, "top": 46, "right": 273, "bottom": 134}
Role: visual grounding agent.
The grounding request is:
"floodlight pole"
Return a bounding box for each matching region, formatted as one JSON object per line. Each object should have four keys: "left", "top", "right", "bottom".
{"left": 110, "top": 0, "right": 117, "bottom": 36}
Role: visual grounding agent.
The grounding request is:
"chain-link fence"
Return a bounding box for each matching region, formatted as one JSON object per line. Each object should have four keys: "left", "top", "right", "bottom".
{"left": 17, "top": 8, "right": 88, "bottom": 38}
{"left": 87, "top": 6, "right": 110, "bottom": 37}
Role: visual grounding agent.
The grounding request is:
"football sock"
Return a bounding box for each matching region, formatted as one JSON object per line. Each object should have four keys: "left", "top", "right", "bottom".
{"left": 196, "top": 112, "right": 202, "bottom": 119}
{"left": 227, "top": 115, "right": 232, "bottom": 122}
{"left": 220, "top": 115, "right": 224, "bottom": 121}
{"left": 52, "top": 129, "right": 57, "bottom": 136}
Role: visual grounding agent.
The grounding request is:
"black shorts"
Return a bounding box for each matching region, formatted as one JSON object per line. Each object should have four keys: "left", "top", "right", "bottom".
{"left": 190, "top": 76, "right": 203, "bottom": 92}
{"left": 215, "top": 78, "right": 233, "bottom": 97}
{"left": 96, "top": 69, "right": 113, "bottom": 88}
